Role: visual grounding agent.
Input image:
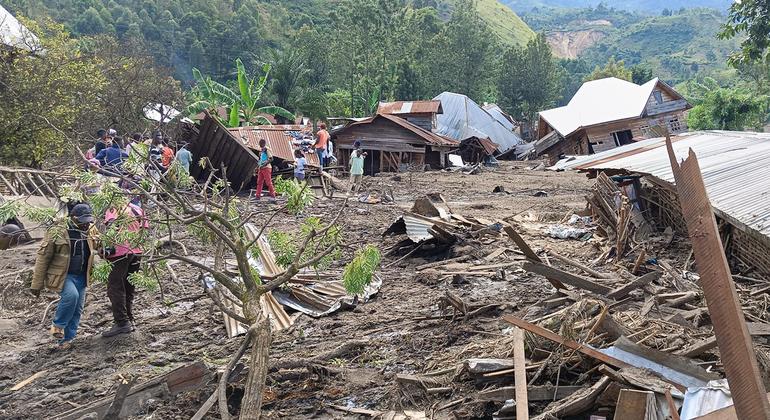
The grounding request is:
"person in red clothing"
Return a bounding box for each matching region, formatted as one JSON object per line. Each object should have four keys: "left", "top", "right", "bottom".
{"left": 314, "top": 123, "right": 330, "bottom": 169}
{"left": 255, "top": 139, "right": 276, "bottom": 202}
{"left": 161, "top": 142, "right": 174, "bottom": 169}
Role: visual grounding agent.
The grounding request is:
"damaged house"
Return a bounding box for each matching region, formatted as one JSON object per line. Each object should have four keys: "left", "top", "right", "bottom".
{"left": 188, "top": 112, "right": 319, "bottom": 190}
{"left": 554, "top": 131, "right": 770, "bottom": 278}
{"left": 332, "top": 103, "right": 458, "bottom": 174}
{"left": 536, "top": 77, "right": 691, "bottom": 165}
{"left": 434, "top": 91, "right": 527, "bottom": 158}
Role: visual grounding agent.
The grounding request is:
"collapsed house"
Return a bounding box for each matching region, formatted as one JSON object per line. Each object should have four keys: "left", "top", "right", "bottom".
{"left": 332, "top": 109, "right": 458, "bottom": 175}
{"left": 553, "top": 131, "right": 770, "bottom": 278}
{"left": 434, "top": 92, "right": 527, "bottom": 158}
{"left": 188, "top": 112, "right": 320, "bottom": 191}
{"left": 536, "top": 77, "right": 692, "bottom": 165}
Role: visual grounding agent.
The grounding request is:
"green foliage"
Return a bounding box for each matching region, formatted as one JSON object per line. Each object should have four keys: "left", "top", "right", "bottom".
{"left": 127, "top": 269, "right": 159, "bottom": 292}
{"left": 342, "top": 245, "right": 381, "bottom": 295}
{"left": 92, "top": 260, "right": 113, "bottom": 284}
{"left": 498, "top": 33, "right": 564, "bottom": 130}
{"left": 687, "top": 87, "right": 768, "bottom": 131}
{"left": 268, "top": 217, "right": 341, "bottom": 271}
{"left": 585, "top": 57, "right": 633, "bottom": 82}
{"left": 720, "top": 0, "right": 770, "bottom": 65}
{"left": 0, "top": 200, "right": 57, "bottom": 226}
{"left": 274, "top": 178, "right": 315, "bottom": 215}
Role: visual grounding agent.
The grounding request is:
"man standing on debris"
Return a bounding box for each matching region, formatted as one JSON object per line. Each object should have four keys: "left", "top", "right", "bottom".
{"left": 349, "top": 140, "right": 366, "bottom": 194}
{"left": 314, "top": 123, "right": 330, "bottom": 170}
{"left": 175, "top": 142, "right": 193, "bottom": 174}
{"left": 102, "top": 201, "right": 149, "bottom": 337}
{"left": 255, "top": 138, "right": 276, "bottom": 202}
{"left": 95, "top": 138, "right": 128, "bottom": 171}
{"left": 31, "top": 204, "right": 99, "bottom": 349}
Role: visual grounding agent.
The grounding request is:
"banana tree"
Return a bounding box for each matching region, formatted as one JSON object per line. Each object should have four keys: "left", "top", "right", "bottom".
{"left": 186, "top": 58, "right": 295, "bottom": 127}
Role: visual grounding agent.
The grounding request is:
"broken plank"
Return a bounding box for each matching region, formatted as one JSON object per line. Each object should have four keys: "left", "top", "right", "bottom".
{"left": 503, "top": 225, "right": 541, "bottom": 262}
{"left": 477, "top": 385, "right": 584, "bottom": 402}
{"left": 666, "top": 137, "right": 770, "bottom": 420}
{"left": 415, "top": 255, "right": 472, "bottom": 271}
{"left": 607, "top": 271, "right": 661, "bottom": 300}
{"left": 513, "top": 327, "right": 529, "bottom": 420}
{"left": 531, "top": 376, "right": 611, "bottom": 420}
{"left": 614, "top": 389, "right": 657, "bottom": 420}
{"left": 522, "top": 261, "right": 611, "bottom": 294}
{"left": 676, "top": 322, "right": 770, "bottom": 358}
{"left": 502, "top": 315, "right": 631, "bottom": 370}
{"left": 10, "top": 370, "right": 47, "bottom": 391}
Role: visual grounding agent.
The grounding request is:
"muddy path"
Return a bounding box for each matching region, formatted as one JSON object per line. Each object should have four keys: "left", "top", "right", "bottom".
{"left": 0, "top": 162, "right": 595, "bottom": 419}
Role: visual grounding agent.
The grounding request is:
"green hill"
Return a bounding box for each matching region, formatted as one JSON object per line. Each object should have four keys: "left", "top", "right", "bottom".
{"left": 475, "top": 0, "right": 535, "bottom": 46}
{"left": 580, "top": 8, "right": 740, "bottom": 84}
{"left": 503, "top": 0, "right": 731, "bottom": 14}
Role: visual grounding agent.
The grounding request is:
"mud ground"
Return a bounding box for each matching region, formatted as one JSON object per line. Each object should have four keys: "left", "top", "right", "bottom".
{"left": 0, "top": 162, "right": 600, "bottom": 419}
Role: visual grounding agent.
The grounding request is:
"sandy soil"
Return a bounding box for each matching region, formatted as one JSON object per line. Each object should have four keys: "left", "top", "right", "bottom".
{"left": 0, "top": 162, "right": 603, "bottom": 419}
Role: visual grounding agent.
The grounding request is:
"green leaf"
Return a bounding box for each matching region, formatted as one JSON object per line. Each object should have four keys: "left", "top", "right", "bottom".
{"left": 258, "top": 105, "right": 295, "bottom": 122}
{"left": 343, "top": 245, "right": 381, "bottom": 295}
{"left": 236, "top": 58, "right": 254, "bottom": 110}
{"left": 228, "top": 104, "right": 240, "bottom": 127}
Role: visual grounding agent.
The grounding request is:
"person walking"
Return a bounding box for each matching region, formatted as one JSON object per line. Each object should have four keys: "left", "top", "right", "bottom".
{"left": 254, "top": 139, "right": 276, "bottom": 202}
{"left": 175, "top": 143, "right": 193, "bottom": 173}
{"left": 293, "top": 149, "right": 307, "bottom": 181}
{"left": 102, "top": 202, "right": 148, "bottom": 337}
{"left": 31, "top": 204, "right": 99, "bottom": 349}
{"left": 314, "top": 123, "right": 330, "bottom": 170}
{"left": 348, "top": 140, "right": 367, "bottom": 194}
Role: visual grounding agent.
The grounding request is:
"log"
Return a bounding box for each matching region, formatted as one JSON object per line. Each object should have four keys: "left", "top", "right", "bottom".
{"left": 522, "top": 261, "right": 611, "bottom": 295}
{"left": 104, "top": 377, "right": 137, "bottom": 419}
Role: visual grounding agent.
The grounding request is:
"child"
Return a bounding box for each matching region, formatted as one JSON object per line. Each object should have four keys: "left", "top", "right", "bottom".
{"left": 294, "top": 149, "right": 307, "bottom": 181}
{"left": 255, "top": 139, "right": 276, "bottom": 202}
{"left": 349, "top": 140, "right": 367, "bottom": 194}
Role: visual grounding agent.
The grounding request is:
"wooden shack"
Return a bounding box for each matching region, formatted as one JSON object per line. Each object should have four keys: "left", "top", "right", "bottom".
{"left": 535, "top": 77, "right": 691, "bottom": 164}
{"left": 333, "top": 113, "right": 458, "bottom": 175}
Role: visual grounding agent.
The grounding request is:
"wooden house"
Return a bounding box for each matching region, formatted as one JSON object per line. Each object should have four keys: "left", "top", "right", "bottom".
{"left": 535, "top": 77, "right": 691, "bottom": 164}
{"left": 376, "top": 100, "right": 442, "bottom": 132}
{"left": 332, "top": 113, "right": 458, "bottom": 175}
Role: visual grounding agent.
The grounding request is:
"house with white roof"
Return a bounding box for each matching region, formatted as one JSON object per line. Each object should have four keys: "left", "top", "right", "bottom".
{"left": 534, "top": 77, "right": 691, "bottom": 164}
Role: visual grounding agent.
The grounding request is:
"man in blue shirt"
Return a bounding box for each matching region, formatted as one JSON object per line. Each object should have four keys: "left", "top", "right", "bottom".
{"left": 175, "top": 143, "right": 193, "bottom": 173}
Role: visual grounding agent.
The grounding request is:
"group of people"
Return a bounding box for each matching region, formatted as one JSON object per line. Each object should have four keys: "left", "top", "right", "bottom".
{"left": 252, "top": 123, "right": 367, "bottom": 200}
{"left": 31, "top": 199, "right": 149, "bottom": 349}
{"left": 85, "top": 129, "right": 193, "bottom": 175}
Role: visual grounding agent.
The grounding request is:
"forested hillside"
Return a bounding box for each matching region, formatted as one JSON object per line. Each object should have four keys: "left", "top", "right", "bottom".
{"left": 504, "top": 0, "right": 732, "bottom": 14}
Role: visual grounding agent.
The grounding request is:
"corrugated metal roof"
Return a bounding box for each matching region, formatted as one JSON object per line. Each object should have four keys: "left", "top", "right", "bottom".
{"left": 228, "top": 125, "right": 320, "bottom": 166}
{"left": 482, "top": 104, "right": 516, "bottom": 132}
{"left": 539, "top": 77, "right": 689, "bottom": 137}
{"left": 0, "top": 5, "right": 40, "bottom": 51}
{"left": 378, "top": 100, "right": 443, "bottom": 115}
{"left": 434, "top": 92, "right": 524, "bottom": 154}
{"left": 554, "top": 131, "right": 770, "bottom": 239}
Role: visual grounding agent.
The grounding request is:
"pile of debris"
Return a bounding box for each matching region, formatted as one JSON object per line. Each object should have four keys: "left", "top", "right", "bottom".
{"left": 378, "top": 179, "right": 770, "bottom": 417}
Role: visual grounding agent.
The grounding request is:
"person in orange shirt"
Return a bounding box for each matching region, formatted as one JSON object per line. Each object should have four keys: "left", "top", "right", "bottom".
{"left": 314, "top": 123, "right": 330, "bottom": 169}
{"left": 161, "top": 141, "right": 174, "bottom": 169}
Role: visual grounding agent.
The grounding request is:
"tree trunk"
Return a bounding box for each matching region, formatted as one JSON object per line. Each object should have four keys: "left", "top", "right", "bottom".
{"left": 239, "top": 308, "right": 272, "bottom": 419}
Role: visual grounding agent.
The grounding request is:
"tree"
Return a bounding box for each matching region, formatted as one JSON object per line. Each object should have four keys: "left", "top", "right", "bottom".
{"left": 268, "top": 49, "right": 310, "bottom": 116}
{"left": 631, "top": 64, "right": 654, "bottom": 85}
{"left": 498, "top": 33, "right": 564, "bottom": 139}
{"left": 585, "top": 57, "right": 633, "bottom": 82}
{"left": 720, "top": 0, "right": 770, "bottom": 65}
{"left": 187, "top": 59, "right": 295, "bottom": 127}
{"left": 0, "top": 18, "right": 105, "bottom": 167}
{"left": 688, "top": 87, "right": 768, "bottom": 131}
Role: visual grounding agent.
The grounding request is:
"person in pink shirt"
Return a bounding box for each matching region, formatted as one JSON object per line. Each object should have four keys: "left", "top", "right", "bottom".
{"left": 102, "top": 202, "right": 148, "bottom": 337}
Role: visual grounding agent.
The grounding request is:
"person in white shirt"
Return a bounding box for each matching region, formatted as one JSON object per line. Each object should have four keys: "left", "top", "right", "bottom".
{"left": 294, "top": 149, "right": 307, "bottom": 181}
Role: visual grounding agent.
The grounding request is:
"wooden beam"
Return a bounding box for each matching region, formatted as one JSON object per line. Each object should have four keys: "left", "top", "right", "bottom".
{"left": 476, "top": 385, "right": 583, "bottom": 402}
{"left": 666, "top": 136, "right": 770, "bottom": 420}
{"left": 513, "top": 327, "right": 529, "bottom": 420}
{"left": 548, "top": 251, "right": 613, "bottom": 279}
{"left": 676, "top": 323, "right": 770, "bottom": 358}
{"left": 522, "top": 261, "right": 611, "bottom": 295}
{"left": 607, "top": 271, "right": 661, "bottom": 300}
{"left": 10, "top": 370, "right": 47, "bottom": 391}
{"left": 503, "top": 226, "right": 542, "bottom": 262}
{"left": 502, "top": 315, "right": 631, "bottom": 370}
{"left": 0, "top": 171, "right": 19, "bottom": 195}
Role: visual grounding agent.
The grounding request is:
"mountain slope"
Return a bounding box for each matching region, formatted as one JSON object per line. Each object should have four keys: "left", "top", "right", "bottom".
{"left": 475, "top": 0, "right": 535, "bottom": 46}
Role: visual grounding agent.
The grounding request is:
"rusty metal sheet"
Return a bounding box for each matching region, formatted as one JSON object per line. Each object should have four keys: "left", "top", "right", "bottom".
{"left": 666, "top": 136, "right": 770, "bottom": 420}
{"left": 377, "top": 100, "right": 443, "bottom": 115}
{"left": 228, "top": 125, "right": 320, "bottom": 166}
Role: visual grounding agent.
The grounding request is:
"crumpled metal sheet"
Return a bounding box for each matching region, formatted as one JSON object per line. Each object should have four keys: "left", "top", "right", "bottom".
{"left": 272, "top": 275, "right": 383, "bottom": 318}
{"left": 680, "top": 379, "right": 733, "bottom": 420}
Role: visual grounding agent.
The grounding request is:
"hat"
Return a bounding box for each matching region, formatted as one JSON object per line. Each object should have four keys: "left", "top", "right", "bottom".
{"left": 70, "top": 203, "right": 94, "bottom": 224}
{"left": 108, "top": 129, "right": 117, "bottom": 136}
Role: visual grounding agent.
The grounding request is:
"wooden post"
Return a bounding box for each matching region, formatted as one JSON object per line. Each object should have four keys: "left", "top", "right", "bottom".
{"left": 513, "top": 327, "right": 529, "bottom": 420}
{"left": 665, "top": 136, "right": 770, "bottom": 420}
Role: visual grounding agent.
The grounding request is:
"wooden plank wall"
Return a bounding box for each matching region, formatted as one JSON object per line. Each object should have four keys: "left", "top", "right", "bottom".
{"left": 189, "top": 114, "right": 259, "bottom": 191}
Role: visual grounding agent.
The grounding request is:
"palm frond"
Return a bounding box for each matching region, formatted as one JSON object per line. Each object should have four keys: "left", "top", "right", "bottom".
{"left": 259, "top": 105, "right": 295, "bottom": 122}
